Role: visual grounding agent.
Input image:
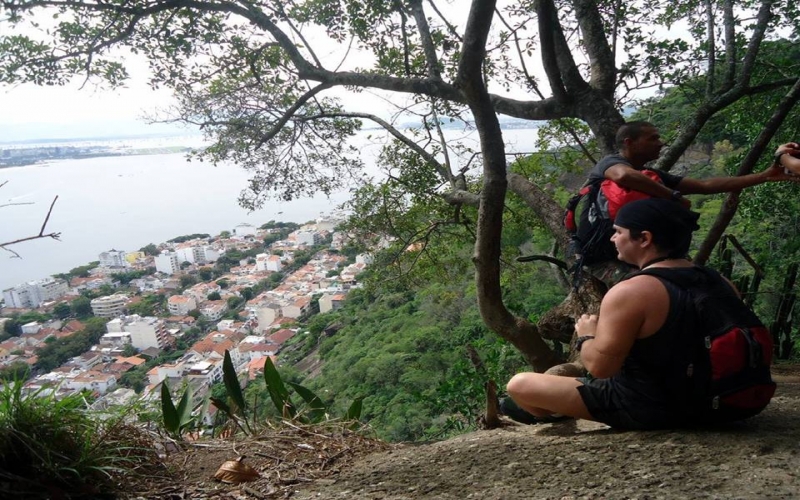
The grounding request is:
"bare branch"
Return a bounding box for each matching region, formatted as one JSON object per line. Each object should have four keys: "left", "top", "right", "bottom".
{"left": 723, "top": 0, "right": 736, "bottom": 90}
{"left": 0, "top": 202, "right": 35, "bottom": 209}
{"left": 572, "top": 0, "right": 616, "bottom": 95}
{"left": 409, "top": 0, "right": 441, "bottom": 80}
{"left": 704, "top": 0, "right": 716, "bottom": 97}
{"left": 273, "top": 1, "right": 323, "bottom": 68}
{"left": 694, "top": 77, "right": 800, "bottom": 264}
{"left": 738, "top": 0, "right": 774, "bottom": 88}
{"left": 301, "top": 111, "right": 454, "bottom": 183}
{"left": 425, "top": 0, "right": 463, "bottom": 44}
{"left": 0, "top": 195, "right": 61, "bottom": 258}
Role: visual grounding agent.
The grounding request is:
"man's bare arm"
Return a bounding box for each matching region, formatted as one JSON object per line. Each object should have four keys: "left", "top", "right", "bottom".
{"left": 579, "top": 276, "right": 669, "bottom": 378}
{"left": 603, "top": 164, "right": 690, "bottom": 208}
{"left": 679, "top": 143, "right": 800, "bottom": 194}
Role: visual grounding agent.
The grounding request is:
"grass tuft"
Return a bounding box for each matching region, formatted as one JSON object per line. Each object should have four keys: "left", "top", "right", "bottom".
{"left": 0, "top": 379, "right": 162, "bottom": 499}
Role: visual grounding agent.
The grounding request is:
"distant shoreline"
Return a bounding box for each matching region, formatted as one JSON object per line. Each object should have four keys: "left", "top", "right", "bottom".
{"left": 0, "top": 146, "right": 196, "bottom": 169}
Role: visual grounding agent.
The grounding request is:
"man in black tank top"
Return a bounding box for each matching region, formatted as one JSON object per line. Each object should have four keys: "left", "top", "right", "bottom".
{"left": 506, "top": 198, "right": 722, "bottom": 429}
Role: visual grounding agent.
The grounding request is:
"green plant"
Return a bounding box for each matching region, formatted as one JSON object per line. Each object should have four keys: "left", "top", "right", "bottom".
{"left": 209, "top": 350, "right": 254, "bottom": 435}
{"left": 0, "top": 378, "right": 158, "bottom": 499}
{"left": 209, "top": 350, "right": 364, "bottom": 435}
{"left": 160, "top": 381, "right": 197, "bottom": 439}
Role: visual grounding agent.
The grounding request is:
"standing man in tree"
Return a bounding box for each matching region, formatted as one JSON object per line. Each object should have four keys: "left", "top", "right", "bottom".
{"left": 571, "top": 121, "right": 800, "bottom": 271}
{"left": 594, "top": 121, "right": 798, "bottom": 203}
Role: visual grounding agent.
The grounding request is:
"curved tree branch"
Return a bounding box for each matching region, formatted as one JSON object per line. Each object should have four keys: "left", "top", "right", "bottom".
{"left": 694, "top": 76, "right": 800, "bottom": 264}
{"left": 572, "top": 0, "right": 616, "bottom": 95}
{"left": 459, "top": 0, "right": 560, "bottom": 371}
{"left": 409, "top": 0, "right": 441, "bottom": 80}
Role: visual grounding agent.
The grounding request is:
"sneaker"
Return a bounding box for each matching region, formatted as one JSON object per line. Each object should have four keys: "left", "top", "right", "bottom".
{"left": 499, "top": 397, "right": 572, "bottom": 425}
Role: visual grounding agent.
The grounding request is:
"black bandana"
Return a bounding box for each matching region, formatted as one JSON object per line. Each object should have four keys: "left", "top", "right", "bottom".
{"left": 615, "top": 198, "right": 700, "bottom": 243}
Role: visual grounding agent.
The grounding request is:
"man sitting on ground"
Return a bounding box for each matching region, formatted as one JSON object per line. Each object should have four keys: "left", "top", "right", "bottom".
{"left": 507, "top": 198, "right": 774, "bottom": 429}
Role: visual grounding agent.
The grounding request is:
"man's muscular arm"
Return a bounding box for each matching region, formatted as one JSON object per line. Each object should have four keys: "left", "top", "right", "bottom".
{"left": 578, "top": 276, "right": 669, "bottom": 378}
{"left": 605, "top": 164, "right": 682, "bottom": 200}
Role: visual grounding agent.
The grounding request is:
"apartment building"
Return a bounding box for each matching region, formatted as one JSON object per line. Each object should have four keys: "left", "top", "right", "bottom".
{"left": 319, "top": 293, "right": 346, "bottom": 314}
{"left": 3, "top": 278, "right": 69, "bottom": 309}
{"left": 106, "top": 315, "right": 173, "bottom": 351}
{"left": 167, "top": 295, "right": 197, "bottom": 316}
{"left": 90, "top": 293, "right": 129, "bottom": 318}
{"left": 175, "top": 243, "right": 220, "bottom": 265}
{"left": 154, "top": 251, "right": 180, "bottom": 275}
{"left": 255, "top": 253, "right": 283, "bottom": 273}
{"left": 99, "top": 249, "right": 129, "bottom": 269}
{"left": 200, "top": 301, "right": 228, "bottom": 321}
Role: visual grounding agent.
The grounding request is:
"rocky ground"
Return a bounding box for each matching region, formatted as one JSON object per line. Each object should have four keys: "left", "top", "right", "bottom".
{"left": 128, "top": 366, "right": 800, "bottom": 500}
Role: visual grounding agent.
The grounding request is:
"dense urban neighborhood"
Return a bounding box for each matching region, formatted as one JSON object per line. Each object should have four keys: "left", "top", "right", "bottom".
{"left": 0, "top": 217, "right": 373, "bottom": 422}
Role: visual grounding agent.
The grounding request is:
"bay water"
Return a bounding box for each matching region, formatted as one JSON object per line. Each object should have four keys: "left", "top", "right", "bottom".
{"left": 0, "top": 128, "right": 540, "bottom": 291}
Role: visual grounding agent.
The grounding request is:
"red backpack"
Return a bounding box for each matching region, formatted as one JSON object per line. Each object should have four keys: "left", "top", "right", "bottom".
{"left": 635, "top": 266, "right": 776, "bottom": 422}
{"left": 564, "top": 169, "right": 664, "bottom": 266}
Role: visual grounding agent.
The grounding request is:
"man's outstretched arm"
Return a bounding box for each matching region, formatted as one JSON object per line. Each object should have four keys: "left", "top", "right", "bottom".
{"left": 679, "top": 143, "right": 800, "bottom": 195}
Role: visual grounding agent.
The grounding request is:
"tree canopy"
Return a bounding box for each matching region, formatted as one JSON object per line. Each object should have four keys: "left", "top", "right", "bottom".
{"left": 1, "top": 0, "right": 798, "bottom": 369}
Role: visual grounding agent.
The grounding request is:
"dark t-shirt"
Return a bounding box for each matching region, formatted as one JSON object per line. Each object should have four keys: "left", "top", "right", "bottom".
{"left": 587, "top": 153, "right": 683, "bottom": 189}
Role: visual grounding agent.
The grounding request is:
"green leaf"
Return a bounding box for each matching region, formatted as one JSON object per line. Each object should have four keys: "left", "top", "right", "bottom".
{"left": 209, "top": 397, "right": 234, "bottom": 418}
{"left": 345, "top": 396, "right": 365, "bottom": 421}
{"left": 222, "top": 350, "right": 246, "bottom": 414}
{"left": 287, "top": 381, "right": 326, "bottom": 423}
{"left": 176, "top": 384, "right": 193, "bottom": 429}
{"left": 160, "top": 381, "right": 179, "bottom": 435}
{"left": 263, "top": 356, "right": 296, "bottom": 418}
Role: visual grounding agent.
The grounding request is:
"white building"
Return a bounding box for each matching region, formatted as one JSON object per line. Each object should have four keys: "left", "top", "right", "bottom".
{"left": 319, "top": 293, "right": 347, "bottom": 314}
{"left": 186, "top": 359, "right": 224, "bottom": 386}
{"left": 174, "top": 243, "right": 219, "bottom": 265}
{"left": 99, "top": 331, "right": 131, "bottom": 349}
{"left": 21, "top": 321, "right": 41, "bottom": 334}
{"left": 255, "top": 253, "right": 269, "bottom": 272}
{"left": 294, "top": 230, "right": 320, "bottom": 246}
{"left": 175, "top": 245, "right": 201, "bottom": 265}
{"left": 99, "top": 249, "right": 129, "bottom": 269}
{"left": 316, "top": 217, "right": 341, "bottom": 231}
{"left": 64, "top": 371, "right": 117, "bottom": 395}
{"left": 155, "top": 251, "right": 180, "bottom": 275}
{"left": 200, "top": 301, "right": 228, "bottom": 321}
{"left": 266, "top": 255, "right": 282, "bottom": 272}
{"left": 167, "top": 295, "right": 197, "bottom": 316}
{"left": 107, "top": 315, "right": 173, "bottom": 351}
{"left": 90, "top": 293, "right": 129, "bottom": 318}
{"left": 255, "top": 303, "right": 281, "bottom": 331}
{"left": 255, "top": 253, "right": 283, "bottom": 273}
{"left": 233, "top": 223, "right": 257, "bottom": 237}
{"left": 330, "top": 232, "right": 349, "bottom": 250}
{"left": 3, "top": 278, "right": 69, "bottom": 309}
{"left": 147, "top": 361, "right": 187, "bottom": 386}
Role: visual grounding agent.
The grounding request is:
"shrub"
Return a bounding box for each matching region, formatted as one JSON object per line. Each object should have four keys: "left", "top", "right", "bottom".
{"left": 0, "top": 380, "right": 159, "bottom": 499}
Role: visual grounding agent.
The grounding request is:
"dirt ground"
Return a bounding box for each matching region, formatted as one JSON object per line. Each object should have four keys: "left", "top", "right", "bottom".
{"left": 129, "top": 366, "right": 800, "bottom": 500}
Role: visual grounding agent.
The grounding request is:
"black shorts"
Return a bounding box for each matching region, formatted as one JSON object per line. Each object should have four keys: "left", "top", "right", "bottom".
{"left": 577, "top": 377, "right": 676, "bottom": 430}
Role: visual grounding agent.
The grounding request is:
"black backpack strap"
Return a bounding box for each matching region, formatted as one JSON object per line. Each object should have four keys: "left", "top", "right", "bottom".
{"left": 631, "top": 266, "right": 698, "bottom": 288}
{"left": 633, "top": 266, "right": 736, "bottom": 296}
